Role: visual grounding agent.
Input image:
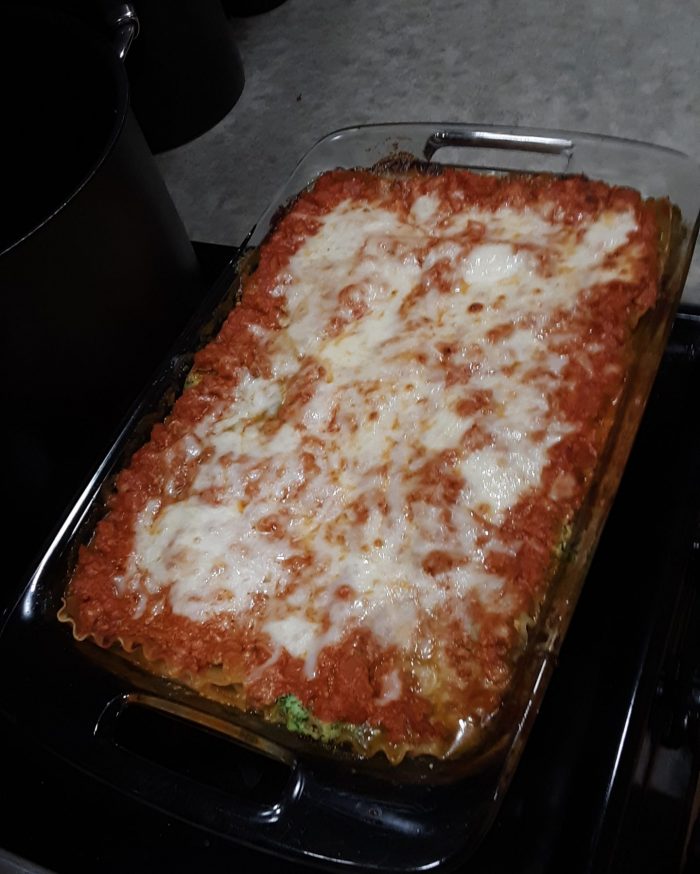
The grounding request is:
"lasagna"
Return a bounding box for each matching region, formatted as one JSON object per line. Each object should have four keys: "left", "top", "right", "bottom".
{"left": 62, "top": 164, "right": 659, "bottom": 761}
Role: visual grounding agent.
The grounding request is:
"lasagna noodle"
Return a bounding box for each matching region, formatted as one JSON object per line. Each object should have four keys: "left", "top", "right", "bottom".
{"left": 63, "top": 167, "right": 658, "bottom": 760}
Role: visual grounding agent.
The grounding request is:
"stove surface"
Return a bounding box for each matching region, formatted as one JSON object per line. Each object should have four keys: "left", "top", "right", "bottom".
{"left": 1, "top": 245, "right": 697, "bottom": 874}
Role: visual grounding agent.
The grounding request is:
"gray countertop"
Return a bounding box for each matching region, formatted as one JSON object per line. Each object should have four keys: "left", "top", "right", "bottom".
{"left": 156, "top": 0, "right": 700, "bottom": 301}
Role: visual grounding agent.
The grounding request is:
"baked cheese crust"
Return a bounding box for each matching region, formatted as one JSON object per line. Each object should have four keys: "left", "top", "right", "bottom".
{"left": 63, "top": 166, "right": 658, "bottom": 760}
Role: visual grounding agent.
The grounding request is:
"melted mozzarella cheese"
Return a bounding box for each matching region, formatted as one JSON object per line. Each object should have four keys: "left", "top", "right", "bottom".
{"left": 126, "top": 191, "right": 641, "bottom": 683}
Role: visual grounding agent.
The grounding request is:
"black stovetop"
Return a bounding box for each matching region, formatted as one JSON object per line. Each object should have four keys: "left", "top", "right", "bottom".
{"left": 1, "top": 246, "right": 698, "bottom": 874}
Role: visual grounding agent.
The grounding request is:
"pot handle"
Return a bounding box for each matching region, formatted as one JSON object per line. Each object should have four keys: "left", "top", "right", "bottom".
{"left": 105, "top": 2, "right": 140, "bottom": 60}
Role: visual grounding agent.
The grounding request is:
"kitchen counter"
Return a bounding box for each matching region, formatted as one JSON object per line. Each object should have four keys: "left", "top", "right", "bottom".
{"left": 155, "top": 0, "right": 700, "bottom": 301}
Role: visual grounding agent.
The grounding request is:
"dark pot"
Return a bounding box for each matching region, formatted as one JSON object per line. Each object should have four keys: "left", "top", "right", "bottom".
{"left": 126, "top": 0, "right": 245, "bottom": 153}
{"left": 1, "top": 6, "right": 204, "bottom": 585}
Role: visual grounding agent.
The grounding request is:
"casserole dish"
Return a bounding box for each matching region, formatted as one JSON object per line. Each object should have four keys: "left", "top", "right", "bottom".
{"left": 1, "top": 123, "right": 698, "bottom": 871}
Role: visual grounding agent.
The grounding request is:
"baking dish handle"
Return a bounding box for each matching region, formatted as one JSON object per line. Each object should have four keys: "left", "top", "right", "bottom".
{"left": 423, "top": 129, "right": 574, "bottom": 161}
{"left": 86, "top": 692, "right": 489, "bottom": 870}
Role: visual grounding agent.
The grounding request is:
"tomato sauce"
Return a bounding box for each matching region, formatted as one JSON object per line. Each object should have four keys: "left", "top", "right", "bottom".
{"left": 65, "top": 165, "right": 659, "bottom": 756}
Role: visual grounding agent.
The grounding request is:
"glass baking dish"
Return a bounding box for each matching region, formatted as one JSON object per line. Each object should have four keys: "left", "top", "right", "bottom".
{"left": 1, "top": 123, "right": 698, "bottom": 872}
